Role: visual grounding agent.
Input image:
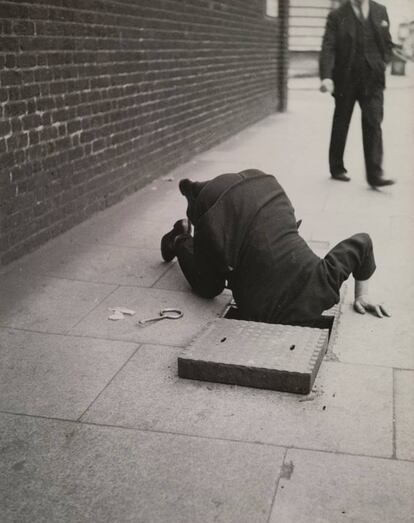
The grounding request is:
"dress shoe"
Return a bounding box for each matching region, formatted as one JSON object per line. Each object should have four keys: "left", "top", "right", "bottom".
{"left": 161, "top": 219, "right": 192, "bottom": 262}
{"left": 331, "top": 173, "right": 351, "bottom": 182}
{"left": 369, "top": 178, "right": 395, "bottom": 189}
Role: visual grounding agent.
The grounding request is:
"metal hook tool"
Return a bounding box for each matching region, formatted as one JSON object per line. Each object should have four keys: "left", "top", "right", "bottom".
{"left": 137, "top": 308, "right": 183, "bottom": 326}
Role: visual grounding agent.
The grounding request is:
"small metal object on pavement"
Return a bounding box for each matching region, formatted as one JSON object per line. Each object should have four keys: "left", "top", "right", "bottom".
{"left": 138, "top": 308, "right": 183, "bottom": 326}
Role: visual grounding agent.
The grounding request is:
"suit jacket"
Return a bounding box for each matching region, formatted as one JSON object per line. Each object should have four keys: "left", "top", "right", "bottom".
{"left": 189, "top": 169, "right": 323, "bottom": 323}
{"left": 319, "top": 0, "right": 393, "bottom": 95}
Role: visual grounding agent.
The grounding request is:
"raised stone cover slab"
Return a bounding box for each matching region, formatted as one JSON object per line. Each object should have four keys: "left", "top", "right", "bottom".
{"left": 178, "top": 319, "right": 330, "bottom": 394}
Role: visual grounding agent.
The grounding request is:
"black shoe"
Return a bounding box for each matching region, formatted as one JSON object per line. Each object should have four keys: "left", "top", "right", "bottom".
{"left": 369, "top": 178, "right": 395, "bottom": 189}
{"left": 161, "top": 219, "right": 191, "bottom": 262}
{"left": 331, "top": 173, "right": 351, "bottom": 182}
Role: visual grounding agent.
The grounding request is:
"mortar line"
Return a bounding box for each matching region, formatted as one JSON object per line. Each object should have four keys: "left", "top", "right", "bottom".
{"left": 1, "top": 1, "right": 266, "bottom": 38}
{"left": 266, "top": 447, "right": 289, "bottom": 523}
{"left": 2, "top": 409, "right": 412, "bottom": 464}
{"left": 76, "top": 344, "right": 143, "bottom": 422}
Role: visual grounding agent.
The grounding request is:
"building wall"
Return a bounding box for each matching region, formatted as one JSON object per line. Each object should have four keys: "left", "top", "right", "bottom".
{"left": 0, "top": 0, "right": 287, "bottom": 265}
{"left": 289, "top": 0, "right": 335, "bottom": 77}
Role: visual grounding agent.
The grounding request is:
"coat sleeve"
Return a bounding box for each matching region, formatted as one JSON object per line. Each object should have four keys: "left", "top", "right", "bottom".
{"left": 319, "top": 11, "right": 338, "bottom": 80}
{"left": 382, "top": 7, "right": 394, "bottom": 64}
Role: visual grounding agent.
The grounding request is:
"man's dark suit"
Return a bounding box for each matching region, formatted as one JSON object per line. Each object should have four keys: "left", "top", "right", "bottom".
{"left": 320, "top": 0, "right": 393, "bottom": 185}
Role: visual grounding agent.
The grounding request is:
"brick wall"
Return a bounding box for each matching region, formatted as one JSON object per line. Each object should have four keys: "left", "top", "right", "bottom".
{"left": 0, "top": 0, "right": 287, "bottom": 265}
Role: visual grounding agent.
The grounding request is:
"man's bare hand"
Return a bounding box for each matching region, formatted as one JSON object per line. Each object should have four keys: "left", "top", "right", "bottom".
{"left": 353, "top": 296, "right": 391, "bottom": 318}
{"left": 320, "top": 79, "right": 334, "bottom": 94}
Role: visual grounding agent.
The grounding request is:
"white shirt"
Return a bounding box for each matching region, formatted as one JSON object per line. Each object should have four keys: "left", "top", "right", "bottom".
{"left": 351, "top": 0, "right": 370, "bottom": 21}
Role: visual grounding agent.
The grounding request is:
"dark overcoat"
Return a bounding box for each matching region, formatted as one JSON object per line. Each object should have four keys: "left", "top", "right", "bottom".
{"left": 319, "top": 0, "right": 393, "bottom": 95}
{"left": 187, "top": 169, "right": 339, "bottom": 324}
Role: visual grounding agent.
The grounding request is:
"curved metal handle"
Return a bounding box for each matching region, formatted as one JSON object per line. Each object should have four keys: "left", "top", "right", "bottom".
{"left": 159, "top": 308, "right": 183, "bottom": 320}
{"left": 138, "top": 308, "right": 183, "bottom": 326}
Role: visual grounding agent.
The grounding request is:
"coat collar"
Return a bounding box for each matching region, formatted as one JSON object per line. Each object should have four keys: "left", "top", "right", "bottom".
{"left": 342, "top": 1, "right": 382, "bottom": 37}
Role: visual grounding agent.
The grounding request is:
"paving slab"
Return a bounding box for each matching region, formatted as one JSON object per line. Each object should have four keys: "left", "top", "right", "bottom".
{"left": 333, "top": 299, "right": 414, "bottom": 370}
{"left": 373, "top": 261, "right": 414, "bottom": 305}
{"left": 395, "top": 370, "right": 414, "bottom": 461}
{"left": 269, "top": 448, "right": 414, "bottom": 523}
{"left": 83, "top": 345, "right": 393, "bottom": 457}
{"left": 178, "top": 319, "right": 329, "bottom": 394}
{"left": 153, "top": 261, "right": 195, "bottom": 292}
{"left": 0, "top": 328, "right": 137, "bottom": 419}
{"left": 9, "top": 241, "right": 167, "bottom": 287}
{"left": 62, "top": 209, "right": 185, "bottom": 250}
{"left": 71, "top": 287, "right": 230, "bottom": 346}
{"left": 309, "top": 210, "right": 393, "bottom": 247}
{"left": 0, "top": 272, "right": 116, "bottom": 334}
{"left": 390, "top": 214, "right": 414, "bottom": 249}
{"left": 0, "top": 413, "right": 284, "bottom": 523}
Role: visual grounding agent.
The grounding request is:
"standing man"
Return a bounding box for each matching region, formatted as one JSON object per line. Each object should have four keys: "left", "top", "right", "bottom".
{"left": 320, "top": 0, "right": 395, "bottom": 188}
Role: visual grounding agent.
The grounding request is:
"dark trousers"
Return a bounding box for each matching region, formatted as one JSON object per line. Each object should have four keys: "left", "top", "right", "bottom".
{"left": 175, "top": 233, "right": 376, "bottom": 322}
{"left": 266, "top": 232, "right": 376, "bottom": 323}
{"left": 329, "top": 84, "right": 384, "bottom": 183}
{"left": 175, "top": 235, "right": 226, "bottom": 299}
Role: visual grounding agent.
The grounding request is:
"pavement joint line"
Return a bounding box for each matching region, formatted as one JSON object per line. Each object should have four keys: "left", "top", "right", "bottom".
{"left": 7, "top": 272, "right": 164, "bottom": 288}
{"left": 1, "top": 272, "right": 119, "bottom": 289}
{"left": 59, "top": 242, "right": 162, "bottom": 251}
{"left": 76, "top": 344, "right": 143, "bottom": 422}
{"left": 0, "top": 326, "right": 189, "bottom": 348}
{"left": 63, "top": 334, "right": 188, "bottom": 349}
{"left": 65, "top": 284, "right": 121, "bottom": 334}
{"left": 2, "top": 409, "right": 411, "bottom": 464}
{"left": 150, "top": 261, "right": 180, "bottom": 288}
{"left": 0, "top": 325, "right": 139, "bottom": 344}
{"left": 1, "top": 326, "right": 411, "bottom": 371}
{"left": 0, "top": 325, "right": 65, "bottom": 336}
{"left": 392, "top": 368, "right": 397, "bottom": 459}
{"left": 266, "top": 447, "right": 289, "bottom": 523}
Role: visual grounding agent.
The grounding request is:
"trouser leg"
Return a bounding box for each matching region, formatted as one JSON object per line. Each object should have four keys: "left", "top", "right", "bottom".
{"left": 329, "top": 93, "right": 356, "bottom": 176}
{"left": 324, "top": 233, "right": 376, "bottom": 293}
{"left": 175, "top": 236, "right": 225, "bottom": 298}
{"left": 280, "top": 233, "right": 376, "bottom": 323}
{"left": 359, "top": 89, "right": 384, "bottom": 183}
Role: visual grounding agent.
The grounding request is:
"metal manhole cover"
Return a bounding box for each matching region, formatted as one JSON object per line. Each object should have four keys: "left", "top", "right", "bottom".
{"left": 178, "top": 318, "right": 329, "bottom": 394}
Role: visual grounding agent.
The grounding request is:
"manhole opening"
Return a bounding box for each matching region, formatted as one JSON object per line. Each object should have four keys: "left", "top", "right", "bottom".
{"left": 223, "top": 305, "right": 335, "bottom": 336}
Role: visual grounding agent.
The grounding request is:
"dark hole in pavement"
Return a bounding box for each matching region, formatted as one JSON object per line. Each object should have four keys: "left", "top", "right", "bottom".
{"left": 223, "top": 305, "right": 335, "bottom": 337}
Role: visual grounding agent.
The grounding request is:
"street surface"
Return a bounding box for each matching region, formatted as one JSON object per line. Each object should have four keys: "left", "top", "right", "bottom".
{"left": 0, "top": 69, "right": 413, "bottom": 522}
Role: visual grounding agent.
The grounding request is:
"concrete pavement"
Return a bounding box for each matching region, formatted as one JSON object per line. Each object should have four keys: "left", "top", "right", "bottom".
{"left": 0, "top": 72, "right": 413, "bottom": 522}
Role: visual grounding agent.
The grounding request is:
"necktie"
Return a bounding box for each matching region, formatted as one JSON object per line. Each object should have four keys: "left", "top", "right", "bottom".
{"left": 355, "top": 2, "right": 364, "bottom": 22}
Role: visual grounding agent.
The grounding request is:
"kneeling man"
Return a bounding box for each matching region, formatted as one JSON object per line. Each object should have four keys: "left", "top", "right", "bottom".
{"left": 161, "top": 169, "right": 389, "bottom": 323}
